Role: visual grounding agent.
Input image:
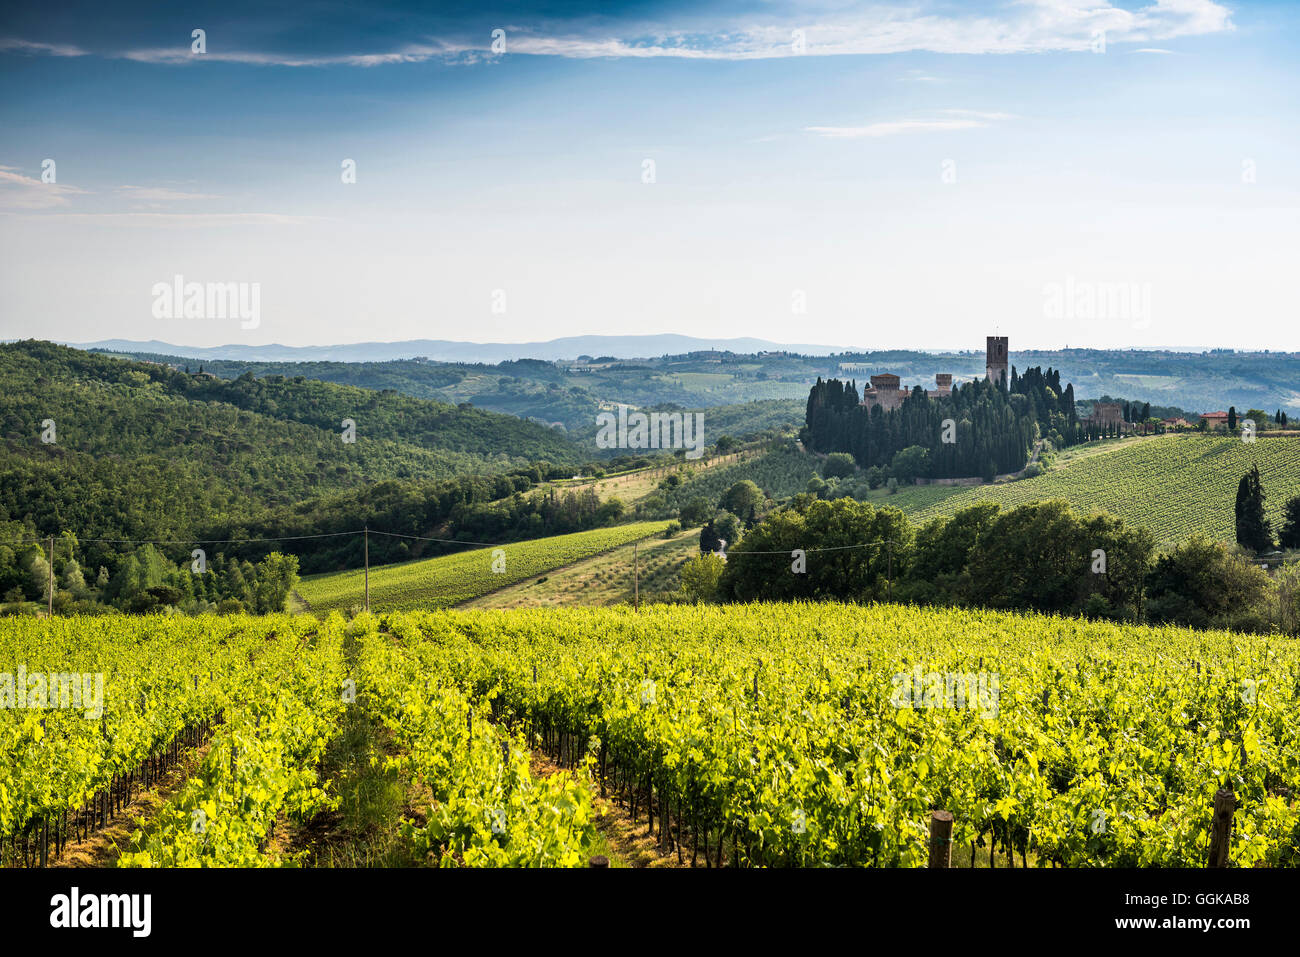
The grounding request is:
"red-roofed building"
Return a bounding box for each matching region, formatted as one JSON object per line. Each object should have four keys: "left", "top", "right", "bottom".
{"left": 1201, "top": 411, "right": 1230, "bottom": 430}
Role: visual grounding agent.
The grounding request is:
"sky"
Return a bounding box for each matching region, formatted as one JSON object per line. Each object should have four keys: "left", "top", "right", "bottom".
{"left": 1, "top": 0, "right": 1297, "bottom": 352}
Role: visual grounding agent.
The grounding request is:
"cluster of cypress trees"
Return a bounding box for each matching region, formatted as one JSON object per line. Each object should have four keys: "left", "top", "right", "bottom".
{"left": 802, "top": 366, "right": 1083, "bottom": 480}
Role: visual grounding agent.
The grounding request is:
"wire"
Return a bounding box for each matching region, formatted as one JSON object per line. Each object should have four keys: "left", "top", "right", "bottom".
{"left": 366, "top": 529, "right": 509, "bottom": 548}
{"left": 4, "top": 527, "right": 897, "bottom": 556}
{"left": 5, "top": 530, "right": 365, "bottom": 546}
{"left": 725, "top": 539, "right": 891, "bottom": 555}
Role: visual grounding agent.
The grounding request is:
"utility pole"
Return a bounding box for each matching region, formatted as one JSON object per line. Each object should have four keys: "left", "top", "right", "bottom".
{"left": 633, "top": 542, "right": 640, "bottom": 610}
{"left": 48, "top": 535, "right": 55, "bottom": 617}
{"left": 886, "top": 540, "right": 892, "bottom": 603}
{"left": 363, "top": 526, "right": 370, "bottom": 612}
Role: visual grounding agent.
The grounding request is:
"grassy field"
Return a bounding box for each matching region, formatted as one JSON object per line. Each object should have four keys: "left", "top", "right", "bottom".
{"left": 296, "top": 521, "right": 673, "bottom": 613}
{"left": 465, "top": 530, "right": 700, "bottom": 609}
{"left": 864, "top": 434, "right": 1300, "bottom": 547}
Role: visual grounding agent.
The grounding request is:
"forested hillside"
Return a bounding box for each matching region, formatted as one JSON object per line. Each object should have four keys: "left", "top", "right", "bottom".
{"left": 0, "top": 342, "right": 603, "bottom": 612}
{"left": 0, "top": 341, "right": 581, "bottom": 540}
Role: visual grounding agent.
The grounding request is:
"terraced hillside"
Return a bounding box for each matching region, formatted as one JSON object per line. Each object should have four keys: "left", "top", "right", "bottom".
{"left": 296, "top": 521, "right": 673, "bottom": 613}
{"left": 884, "top": 435, "right": 1300, "bottom": 547}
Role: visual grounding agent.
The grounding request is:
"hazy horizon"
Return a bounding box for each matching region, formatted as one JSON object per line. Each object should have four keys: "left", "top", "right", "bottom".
{"left": 44, "top": 334, "right": 1297, "bottom": 358}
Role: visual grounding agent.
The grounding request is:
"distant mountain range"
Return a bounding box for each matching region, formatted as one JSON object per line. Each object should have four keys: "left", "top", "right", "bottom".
{"left": 65, "top": 334, "right": 855, "bottom": 363}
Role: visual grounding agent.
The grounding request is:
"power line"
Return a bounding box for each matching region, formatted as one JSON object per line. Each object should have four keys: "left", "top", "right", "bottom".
{"left": 725, "top": 539, "right": 891, "bottom": 555}
{"left": 4, "top": 530, "right": 365, "bottom": 546}
{"left": 4, "top": 527, "right": 896, "bottom": 554}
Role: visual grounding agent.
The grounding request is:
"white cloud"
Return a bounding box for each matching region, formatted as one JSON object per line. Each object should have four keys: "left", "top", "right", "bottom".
{"left": 119, "top": 42, "right": 462, "bottom": 67}
{"left": 0, "top": 166, "right": 88, "bottom": 209}
{"left": 0, "top": 1, "right": 1235, "bottom": 67}
{"left": 116, "top": 185, "right": 219, "bottom": 202}
{"left": 806, "top": 119, "right": 987, "bottom": 137}
{"left": 805, "top": 109, "right": 1016, "bottom": 138}
{"left": 0, "top": 38, "right": 87, "bottom": 57}
{"left": 10, "top": 212, "right": 324, "bottom": 226}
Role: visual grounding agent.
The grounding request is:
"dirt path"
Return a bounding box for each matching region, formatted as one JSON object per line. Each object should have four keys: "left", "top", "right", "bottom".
{"left": 52, "top": 742, "right": 211, "bottom": 868}
{"left": 529, "top": 751, "right": 684, "bottom": 868}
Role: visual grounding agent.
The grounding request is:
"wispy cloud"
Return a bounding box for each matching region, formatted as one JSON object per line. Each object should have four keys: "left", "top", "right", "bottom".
{"left": 1132, "top": 47, "right": 1177, "bottom": 54}
{"left": 116, "top": 185, "right": 220, "bottom": 202}
{"left": 805, "top": 109, "right": 1016, "bottom": 138}
{"left": 0, "top": 1, "right": 1234, "bottom": 67}
{"left": 898, "top": 69, "right": 946, "bottom": 84}
{"left": 0, "top": 166, "right": 89, "bottom": 209}
{"left": 7, "top": 212, "right": 324, "bottom": 227}
{"left": 118, "top": 41, "right": 464, "bottom": 67}
{"left": 0, "top": 38, "right": 87, "bottom": 57}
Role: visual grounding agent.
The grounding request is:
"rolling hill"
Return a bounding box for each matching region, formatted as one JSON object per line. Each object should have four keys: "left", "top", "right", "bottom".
{"left": 873, "top": 434, "right": 1300, "bottom": 547}
{"left": 0, "top": 340, "right": 582, "bottom": 544}
{"left": 295, "top": 521, "right": 673, "bottom": 613}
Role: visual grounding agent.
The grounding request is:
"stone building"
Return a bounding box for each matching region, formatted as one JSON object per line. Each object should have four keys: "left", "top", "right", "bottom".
{"left": 861, "top": 373, "right": 953, "bottom": 411}
{"left": 986, "top": 336, "right": 1009, "bottom": 386}
{"left": 1086, "top": 402, "right": 1129, "bottom": 431}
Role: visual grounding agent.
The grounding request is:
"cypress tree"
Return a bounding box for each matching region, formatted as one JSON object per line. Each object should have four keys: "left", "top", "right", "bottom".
{"left": 1234, "top": 464, "right": 1272, "bottom": 552}
{"left": 1279, "top": 495, "right": 1300, "bottom": 550}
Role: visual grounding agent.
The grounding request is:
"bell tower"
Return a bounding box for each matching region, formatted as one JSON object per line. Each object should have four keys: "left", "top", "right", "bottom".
{"left": 986, "top": 336, "right": 1008, "bottom": 386}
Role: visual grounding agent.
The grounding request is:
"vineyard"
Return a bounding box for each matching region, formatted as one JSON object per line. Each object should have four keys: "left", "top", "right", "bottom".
{"left": 639, "top": 443, "right": 816, "bottom": 518}
{"left": 3, "top": 603, "right": 1297, "bottom": 867}
{"left": 887, "top": 435, "right": 1300, "bottom": 547}
{"left": 296, "top": 522, "right": 672, "bottom": 613}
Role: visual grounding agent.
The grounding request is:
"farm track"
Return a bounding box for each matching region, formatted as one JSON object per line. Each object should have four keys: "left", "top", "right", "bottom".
{"left": 53, "top": 741, "right": 212, "bottom": 868}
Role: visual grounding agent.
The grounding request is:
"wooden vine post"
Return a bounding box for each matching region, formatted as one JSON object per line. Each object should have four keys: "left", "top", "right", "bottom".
{"left": 1206, "top": 789, "right": 1235, "bottom": 868}
{"left": 928, "top": 810, "right": 954, "bottom": 868}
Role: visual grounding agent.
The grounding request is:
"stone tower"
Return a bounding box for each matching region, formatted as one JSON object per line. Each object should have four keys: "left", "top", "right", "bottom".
{"left": 986, "top": 336, "right": 1008, "bottom": 386}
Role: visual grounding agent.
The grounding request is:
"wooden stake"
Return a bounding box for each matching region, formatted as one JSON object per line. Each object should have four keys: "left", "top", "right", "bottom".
{"left": 1207, "top": 788, "right": 1235, "bottom": 867}
{"left": 48, "top": 535, "right": 54, "bottom": 617}
{"left": 363, "top": 526, "right": 370, "bottom": 612}
{"left": 634, "top": 542, "right": 640, "bottom": 610}
{"left": 928, "top": 810, "right": 954, "bottom": 868}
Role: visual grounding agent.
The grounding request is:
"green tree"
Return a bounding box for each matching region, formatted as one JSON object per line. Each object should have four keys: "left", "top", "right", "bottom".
{"left": 253, "top": 552, "right": 300, "bottom": 613}
{"left": 699, "top": 522, "right": 721, "bottom": 555}
{"left": 720, "top": 480, "right": 764, "bottom": 524}
{"left": 821, "top": 452, "right": 857, "bottom": 480}
{"left": 965, "top": 500, "right": 1152, "bottom": 617}
{"left": 713, "top": 511, "right": 743, "bottom": 550}
{"left": 1146, "top": 533, "right": 1272, "bottom": 631}
{"left": 678, "top": 553, "right": 725, "bottom": 603}
{"left": 1234, "top": 464, "right": 1272, "bottom": 552}
{"left": 718, "top": 498, "right": 913, "bottom": 603}
{"left": 678, "top": 497, "right": 711, "bottom": 527}
{"left": 890, "top": 446, "right": 930, "bottom": 484}
{"left": 1280, "top": 495, "right": 1300, "bottom": 550}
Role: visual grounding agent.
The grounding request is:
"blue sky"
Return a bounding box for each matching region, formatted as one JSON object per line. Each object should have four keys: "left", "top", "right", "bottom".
{"left": 1, "top": 0, "right": 1296, "bottom": 350}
